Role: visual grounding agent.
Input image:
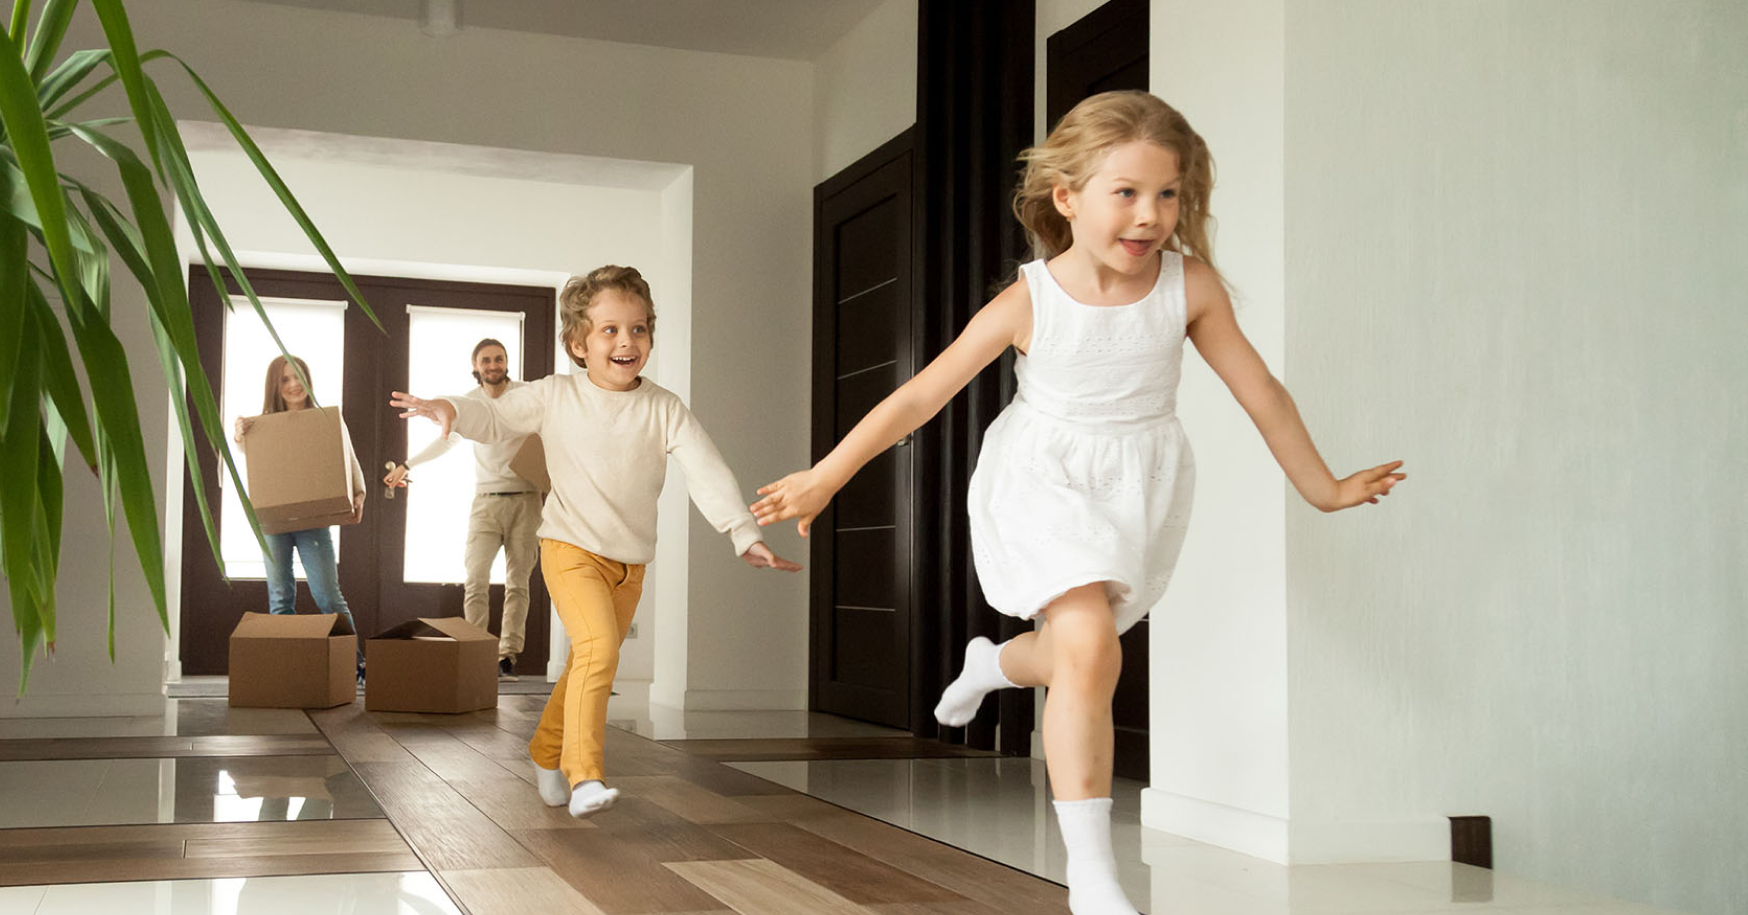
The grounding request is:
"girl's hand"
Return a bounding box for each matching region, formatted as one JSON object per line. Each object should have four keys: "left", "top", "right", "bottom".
{"left": 233, "top": 415, "right": 255, "bottom": 443}
{"left": 390, "top": 392, "right": 456, "bottom": 438}
{"left": 751, "top": 468, "right": 837, "bottom": 537}
{"left": 384, "top": 463, "right": 410, "bottom": 488}
{"left": 741, "top": 542, "right": 803, "bottom": 572}
{"left": 1320, "top": 460, "right": 1406, "bottom": 511}
{"left": 348, "top": 491, "right": 366, "bottom": 525}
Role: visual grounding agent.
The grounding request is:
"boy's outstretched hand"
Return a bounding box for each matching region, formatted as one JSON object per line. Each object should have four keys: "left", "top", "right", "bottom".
{"left": 1322, "top": 460, "right": 1407, "bottom": 511}
{"left": 751, "top": 468, "right": 835, "bottom": 537}
{"left": 741, "top": 542, "right": 802, "bottom": 572}
{"left": 390, "top": 391, "right": 457, "bottom": 438}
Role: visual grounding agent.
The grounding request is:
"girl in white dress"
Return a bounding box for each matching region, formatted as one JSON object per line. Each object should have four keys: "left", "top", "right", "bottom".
{"left": 753, "top": 91, "right": 1404, "bottom": 915}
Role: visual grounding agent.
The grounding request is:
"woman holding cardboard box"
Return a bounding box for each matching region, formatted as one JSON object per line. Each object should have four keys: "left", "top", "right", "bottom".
{"left": 235, "top": 354, "right": 368, "bottom": 680}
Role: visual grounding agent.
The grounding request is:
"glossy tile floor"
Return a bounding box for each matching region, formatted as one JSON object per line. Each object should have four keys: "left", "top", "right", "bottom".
{"left": 726, "top": 753, "right": 1695, "bottom": 915}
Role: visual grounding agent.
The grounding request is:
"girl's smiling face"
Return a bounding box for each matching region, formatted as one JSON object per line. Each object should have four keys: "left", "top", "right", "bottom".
{"left": 1056, "top": 140, "right": 1181, "bottom": 275}
{"left": 279, "top": 364, "right": 310, "bottom": 408}
{"left": 571, "top": 289, "right": 653, "bottom": 391}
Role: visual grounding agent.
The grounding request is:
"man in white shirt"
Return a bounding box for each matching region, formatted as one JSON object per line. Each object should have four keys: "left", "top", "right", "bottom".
{"left": 385, "top": 339, "right": 539, "bottom": 681}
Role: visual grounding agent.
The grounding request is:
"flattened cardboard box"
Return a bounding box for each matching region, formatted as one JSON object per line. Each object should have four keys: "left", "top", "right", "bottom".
{"left": 366, "top": 617, "right": 498, "bottom": 713}
{"left": 509, "top": 433, "right": 550, "bottom": 494}
{"left": 228, "top": 612, "right": 356, "bottom": 709}
{"left": 244, "top": 405, "right": 356, "bottom": 535}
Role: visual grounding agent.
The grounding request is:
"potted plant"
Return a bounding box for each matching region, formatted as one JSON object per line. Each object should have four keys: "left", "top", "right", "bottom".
{"left": 0, "top": 0, "right": 376, "bottom": 690}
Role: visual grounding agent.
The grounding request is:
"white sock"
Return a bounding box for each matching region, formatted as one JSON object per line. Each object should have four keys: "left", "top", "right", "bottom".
{"left": 568, "top": 779, "right": 619, "bottom": 818}
{"left": 533, "top": 761, "right": 569, "bottom": 807}
{"left": 933, "top": 636, "right": 1017, "bottom": 727}
{"left": 1054, "top": 798, "right": 1138, "bottom": 915}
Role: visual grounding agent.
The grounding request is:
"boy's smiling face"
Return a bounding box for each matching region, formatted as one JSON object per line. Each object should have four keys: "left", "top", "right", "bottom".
{"left": 571, "top": 289, "right": 653, "bottom": 391}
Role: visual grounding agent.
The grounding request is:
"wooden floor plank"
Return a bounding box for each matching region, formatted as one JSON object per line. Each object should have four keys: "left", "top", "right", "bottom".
{"left": 0, "top": 818, "right": 394, "bottom": 848}
{"left": 607, "top": 776, "right": 774, "bottom": 825}
{"left": 352, "top": 762, "right": 540, "bottom": 871}
{"left": 782, "top": 810, "right": 1069, "bottom": 914}
{"left": 514, "top": 827, "right": 738, "bottom": 914}
{"left": 446, "top": 777, "right": 594, "bottom": 832}
{"left": 666, "top": 858, "right": 876, "bottom": 915}
{"left": 440, "top": 866, "right": 609, "bottom": 915}
{"left": 307, "top": 705, "right": 420, "bottom": 765}
{"left": 659, "top": 738, "right": 998, "bottom": 762}
{"left": 0, "top": 734, "right": 331, "bottom": 761}
{"left": 710, "top": 822, "right": 965, "bottom": 905}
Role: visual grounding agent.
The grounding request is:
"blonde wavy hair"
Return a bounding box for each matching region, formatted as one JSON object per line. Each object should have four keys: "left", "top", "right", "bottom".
{"left": 1013, "top": 91, "right": 1216, "bottom": 267}
{"left": 558, "top": 265, "right": 657, "bottom": 368}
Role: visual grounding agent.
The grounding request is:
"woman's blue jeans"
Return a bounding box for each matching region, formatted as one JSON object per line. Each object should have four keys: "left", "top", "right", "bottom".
{"left": 264, "top": 526, "right": 362, "bottom": 663}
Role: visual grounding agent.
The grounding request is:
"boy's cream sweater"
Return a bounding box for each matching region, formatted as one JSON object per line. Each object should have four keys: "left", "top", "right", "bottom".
{"left": 442, "top": 372, "right": 762, "bottom": 565}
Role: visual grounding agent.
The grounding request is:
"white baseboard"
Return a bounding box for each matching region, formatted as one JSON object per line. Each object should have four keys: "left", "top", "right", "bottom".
{"left": 675, "top": 688, "right": 807, "bottom": 711}
{"left": 1142, "top": 787, "right": 1291, "bottom": 863}
{"left": 0, "top": 692, "right": 167, "bottom": 718}
{"left": 1141, "top": 788, "right": 1452, "bottom": 865}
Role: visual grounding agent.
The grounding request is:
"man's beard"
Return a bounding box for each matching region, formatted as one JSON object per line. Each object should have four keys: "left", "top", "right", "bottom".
{"left": 481, "top": 370, "right": 507, "bottom": 384}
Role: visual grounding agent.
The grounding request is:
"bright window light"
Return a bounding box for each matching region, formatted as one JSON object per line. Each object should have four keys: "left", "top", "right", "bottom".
{"left": 402, "top": 305, "right": 525, "bottom": 584}
{"left": 220, "top": 296, "right": 348, "bottom": 580}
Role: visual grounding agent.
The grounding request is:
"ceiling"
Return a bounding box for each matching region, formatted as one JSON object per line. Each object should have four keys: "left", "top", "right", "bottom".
{"left": 234, "top": 0, "right": 891, "bottom": 60}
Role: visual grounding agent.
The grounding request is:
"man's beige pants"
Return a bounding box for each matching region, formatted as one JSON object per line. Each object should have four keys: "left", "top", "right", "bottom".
{"left": 463, "top": 492, "right": 541, "bottom": 661}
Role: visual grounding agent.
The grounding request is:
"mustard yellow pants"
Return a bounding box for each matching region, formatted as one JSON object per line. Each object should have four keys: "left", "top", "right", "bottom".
{"left": 527, "top": 539, "right": 645, "bottom": 785}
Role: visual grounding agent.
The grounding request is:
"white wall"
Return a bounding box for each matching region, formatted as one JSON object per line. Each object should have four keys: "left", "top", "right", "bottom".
{"left": 813, "top": 0, "right": 917, "bottom": 183}
{"left": 2, "top": 0, "right": 816, "bottom": 715}
{"left": 1143, "top": 0, "right": 1295, "bottom": 860}
{"left": 1283, "top": 3, "right": 1748, "bottom": 913}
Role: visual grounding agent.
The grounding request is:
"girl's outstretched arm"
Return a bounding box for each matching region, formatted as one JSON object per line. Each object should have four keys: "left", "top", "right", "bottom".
{"left": 752, "top": 277, "right": 1034, "bottom": 536}
{"left": 1184, "top": 259, "right": 1405, "bottom": 512}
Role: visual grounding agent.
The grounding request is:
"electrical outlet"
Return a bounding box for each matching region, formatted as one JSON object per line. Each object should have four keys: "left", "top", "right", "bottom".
{"left": 626, "top": 622, "right": 639, "bottom": 639}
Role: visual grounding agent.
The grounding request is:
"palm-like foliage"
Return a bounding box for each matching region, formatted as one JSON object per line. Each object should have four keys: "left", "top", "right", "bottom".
{"left": 1, "top": 0, "right": 376, "bottom": 691}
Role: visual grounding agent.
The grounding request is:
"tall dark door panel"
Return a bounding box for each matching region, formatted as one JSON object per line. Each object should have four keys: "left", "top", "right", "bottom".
{"left": 810, "top": 130, "right": 918, "bottom": 729}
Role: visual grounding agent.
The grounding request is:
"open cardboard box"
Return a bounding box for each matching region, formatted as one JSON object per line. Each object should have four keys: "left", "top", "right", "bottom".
{"left": 243, "top": 405, "right": 357, "bottom": 535}
{"left": 228, "top": 612, "right": 356, "bottom": 709}
{"left": 508, "top": 433, "right": 550, "bottom": 494}
{"left": 365, "top": 617, "right": 498, "bottom": 713}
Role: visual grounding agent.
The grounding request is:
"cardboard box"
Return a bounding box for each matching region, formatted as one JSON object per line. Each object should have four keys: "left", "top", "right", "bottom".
{"left": 508, "top": 434, "right": 550, "bottom": 493}
{"left": 228, "top": 612, "right": 357, "bottom": 709}
{"left": 243, "top": 406, "right": 358, "bottom": 535}
{"left": 365, "top": 617, "right": 499, "bottom": 713}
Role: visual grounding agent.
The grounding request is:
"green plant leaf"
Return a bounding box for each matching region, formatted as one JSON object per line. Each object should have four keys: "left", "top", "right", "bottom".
{"left": 65, "top": 127, "right": 260, "bottom": 566}
{"left": 8, "top": 0, "right": 30, "bottom": 43}
{"left": 62, "top": 295, "right": 167, "bottom": 633}
{"left": 2, "top": 304, "right": 46, "bottom": 690}
{"left": 23, "top": 279, "right": 96, "bottom": 473}
{"left": 153, "top": 53, "right": 381, "bottom": 332}
{"left": 0, "top": 27, "right": 87, "bottom": 314}
{"left": 0, "top": 206, "right": 25, "bottom": 431}
{"left": 25, "top": 0, "right": 76, "bottom": 83}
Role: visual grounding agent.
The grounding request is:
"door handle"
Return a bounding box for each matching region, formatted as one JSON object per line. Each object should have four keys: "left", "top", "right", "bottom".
{"left": 895, "top": 433, "right": 913, "bottom": 448}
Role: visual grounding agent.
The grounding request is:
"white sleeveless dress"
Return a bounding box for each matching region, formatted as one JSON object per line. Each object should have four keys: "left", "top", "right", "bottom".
{"left": 967, "top": 253, "right": 1195, "bottom": 634}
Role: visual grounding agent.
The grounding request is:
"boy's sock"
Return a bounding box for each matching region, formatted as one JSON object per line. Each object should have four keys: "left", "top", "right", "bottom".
{"left": 533, "top": 760, "right": 569, "bottom": 808}
{"left": 933, "top": 636, "right": 1017, "bottom": 726}
{"left": 1054, "top": 797, "right": 1139, "bottom": 915}
{"left": 568, "top": 779, "right": 619, "bottom": 818}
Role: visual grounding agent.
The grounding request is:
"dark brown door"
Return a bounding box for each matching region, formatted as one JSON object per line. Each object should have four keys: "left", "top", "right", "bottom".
{"left": 1048, "top": 0, "right": 1152, "bottom": 780}
{"left": 810, "top": 130, "right": 918, "bottom": 728}
{"left": 177, "top": 268, "right": 555, "bottom": 677}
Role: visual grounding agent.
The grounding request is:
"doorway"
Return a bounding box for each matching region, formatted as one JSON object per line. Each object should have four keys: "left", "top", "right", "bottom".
{"left": 176, "top": 266, "right": 557, "bottom": 677}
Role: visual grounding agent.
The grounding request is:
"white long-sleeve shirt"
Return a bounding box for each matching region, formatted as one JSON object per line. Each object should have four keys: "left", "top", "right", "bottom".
{"left": 405, "top": 382, "right": 536, "bottom": 494}
{"left": 441, "top": 373, "right": 762, "bottom": 564}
